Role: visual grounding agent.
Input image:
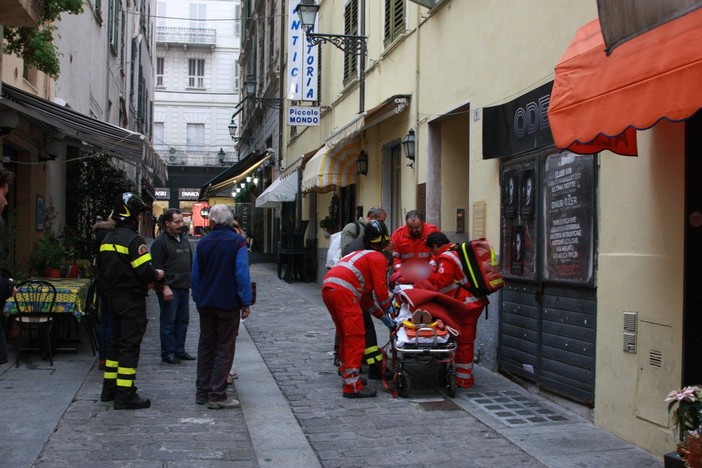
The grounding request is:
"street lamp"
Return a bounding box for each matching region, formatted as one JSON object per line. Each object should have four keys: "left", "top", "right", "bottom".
{"left": 295, "top": 0, "right": 367, "bottom": 112}
{"left": 295, "top": 0, "right": 367, "bottom": 56}
{"left": 356, "top": 150, "right": 368, "bottom": 175}
{"left": 228, "top": 116, "right": 252, "bottom": 143}
{"left": 402, "top": 128, "right": 416, "bottom": 168}
{"left": 241, "top": 74, "right": 283, "bottom": 109}
{"left": 218, "top": 148, "right": 226, "bottom": 164}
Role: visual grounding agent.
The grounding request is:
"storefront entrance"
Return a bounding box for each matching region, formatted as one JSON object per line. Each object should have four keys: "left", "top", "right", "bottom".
{"left": 499, "top": 151, "right": 598, "bottom": 405}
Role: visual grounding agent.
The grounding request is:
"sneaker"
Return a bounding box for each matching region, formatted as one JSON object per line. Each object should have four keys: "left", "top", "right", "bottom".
{"left": 196, "top": 395, "right": 207, "bottom": 405}
{"left": 207, "top": 397, "right": 240, "bottom": 409}
{"left": 343, "top": 386, "right": 377, "bottom": 398}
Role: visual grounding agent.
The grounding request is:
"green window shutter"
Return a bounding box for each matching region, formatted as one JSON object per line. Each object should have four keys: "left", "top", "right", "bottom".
{"left": 384, "top": 0, "right": 405, "bottom": 47}
{"left": 343, "top": 0, "right": 359, "bottom": 84}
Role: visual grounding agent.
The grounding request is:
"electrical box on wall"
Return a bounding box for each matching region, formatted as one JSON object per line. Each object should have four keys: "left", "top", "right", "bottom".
{"left": 456, "top": 208, "right": 465, "bottom": 233}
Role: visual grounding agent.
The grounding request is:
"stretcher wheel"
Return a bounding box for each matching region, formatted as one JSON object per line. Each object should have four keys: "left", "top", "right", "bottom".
{"left": 447, "top": 375, "right": 457, "bottom": 398}
{"left": 396, "top": 372, "right": 411, "bottom": 398}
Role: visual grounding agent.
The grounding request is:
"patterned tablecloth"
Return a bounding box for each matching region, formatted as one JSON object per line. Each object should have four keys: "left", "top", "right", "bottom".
{"left": 3, "top": 278, "right": 91, "bottom": 317}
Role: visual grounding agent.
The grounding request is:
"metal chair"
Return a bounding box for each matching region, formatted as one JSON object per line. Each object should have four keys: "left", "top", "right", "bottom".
{"left": 12, "top": 280, "right": 57, "bottom": 367}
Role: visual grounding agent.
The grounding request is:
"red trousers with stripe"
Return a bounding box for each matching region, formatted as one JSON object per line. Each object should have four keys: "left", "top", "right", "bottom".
{"left": 322, "top": 285, "right": 366, "bottom": 394}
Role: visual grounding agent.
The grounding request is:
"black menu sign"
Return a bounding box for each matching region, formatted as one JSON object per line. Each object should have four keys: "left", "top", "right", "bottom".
{"left": 543, "top": 152, "right": 595, "bottom": 284}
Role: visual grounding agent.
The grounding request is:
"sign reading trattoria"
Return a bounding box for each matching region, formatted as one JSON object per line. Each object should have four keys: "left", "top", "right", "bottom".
{"left": 178, "top": 188, "right": 200, "bottom": 201}
{"left": 288, "top": 106, "right": 320, "bottom": 126}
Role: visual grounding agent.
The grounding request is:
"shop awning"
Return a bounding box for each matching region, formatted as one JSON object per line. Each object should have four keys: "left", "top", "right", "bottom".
{"left": 255, "top": 173, "right": 298, "bottom": 208}
{"left": 301, "top": 140, "right": 361, "bottom": 193}
{"left": 0, "top": 84, "right": 168, "bottom": 182}
{"left": 199, "top": 151, "right": 271, "bottom": 198}
{"left": 548, "top": 8, "right": 702, "bottom": 156}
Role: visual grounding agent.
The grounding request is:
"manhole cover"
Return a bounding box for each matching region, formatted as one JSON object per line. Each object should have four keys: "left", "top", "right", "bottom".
{"left": 465, "top": 390, "right": 571, "bottom": 427}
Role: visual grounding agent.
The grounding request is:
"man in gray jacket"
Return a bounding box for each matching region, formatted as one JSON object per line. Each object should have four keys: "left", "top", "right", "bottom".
{"left": 151, "top": 208, "right": 194, "bottom": 364}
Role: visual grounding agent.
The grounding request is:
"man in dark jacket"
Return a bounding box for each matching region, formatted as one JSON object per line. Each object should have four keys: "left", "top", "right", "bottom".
{"left": 151, "top": 208, "right": 193, "bottom": 364}
{"left": 99, "top": 193, "right": 164, "bottom": 410}
{"left": 192, "top": 204, "right": 252, "bottom": 409}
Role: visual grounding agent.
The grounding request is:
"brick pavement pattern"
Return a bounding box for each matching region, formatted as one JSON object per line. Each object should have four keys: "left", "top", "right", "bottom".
{"left": 24, "top": 263, "right": 662, "bottom": 467}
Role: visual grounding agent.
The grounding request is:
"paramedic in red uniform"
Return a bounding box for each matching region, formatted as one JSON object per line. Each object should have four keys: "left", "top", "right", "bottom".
{"left": 390, "top": 209, "right": 440, "bottom": 268}
{"left": 322, "top": 220, "right": 395, "bottom": 398}
{"left": 425, "top": 232, "right": 487, "bottom": 388}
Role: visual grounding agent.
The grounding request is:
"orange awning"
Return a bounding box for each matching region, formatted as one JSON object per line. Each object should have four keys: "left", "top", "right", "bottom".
{"left": 548, "top": 7, "right": 702, "bottom": 156}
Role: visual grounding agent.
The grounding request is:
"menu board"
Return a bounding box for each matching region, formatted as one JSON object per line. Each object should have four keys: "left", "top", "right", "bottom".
{"left": 542, "top": 152, "right": 595, "bottom": 284}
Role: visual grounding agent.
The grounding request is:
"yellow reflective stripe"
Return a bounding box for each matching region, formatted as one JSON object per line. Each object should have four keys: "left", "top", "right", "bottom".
{"left": 116, "top": 379, "right": 135, "bottom": 387}
{"left": 460, "top": 243, "right": 480, "bottom": 288}
{"left": 118, "top": 367, "right": 137, "bottom": 375}
{"left": 104, "top": 372, "right": 117, "bottom": 379}
{"left": 100, "top": 243, "right": 129, "bottom": 254}
{"left": 131, "top": 253, "right": 152, "bottom": 268}
{"left": 364, "top": 345, "right": 380, "bottom": 354}
{"left": 105, "top": 359, "right": 119, "bottom": 367}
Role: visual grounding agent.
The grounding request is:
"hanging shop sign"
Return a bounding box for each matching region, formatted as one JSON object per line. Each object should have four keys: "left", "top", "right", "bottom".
{"left": 288, "top": 106, "right": 320, "bottom": 126}
{"left": 178, "top": 188, "right": 201, "bottom": 201}
{"left": 154, "top": 188, "right": 170, "bottom": 200}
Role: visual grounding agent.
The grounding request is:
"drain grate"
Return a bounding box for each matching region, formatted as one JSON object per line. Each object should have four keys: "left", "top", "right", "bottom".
{"left": 465, "top": 390, "right": 571, "bottom": 427}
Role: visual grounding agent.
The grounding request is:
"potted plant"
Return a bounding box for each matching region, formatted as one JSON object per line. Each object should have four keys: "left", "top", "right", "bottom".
{"left": 319, "top": 194, "right": 340, "bottom": 236}
{"left": 29, "top": 234, "right": 70, "bottom": 278}
{"left": 665, "top": 385, "right": 702, "bottom": 465}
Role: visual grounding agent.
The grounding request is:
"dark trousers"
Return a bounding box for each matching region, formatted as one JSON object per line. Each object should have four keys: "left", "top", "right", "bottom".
{"left": 106, "top": 294, "right": 148, "bottom": 396}
{"left": 97, "top": 293, "right": 111, "bottom": 360}
{"left": 157, "top": 288, "right": 190, "bottom": 359}
{"left": 196, "top": 307, "right": 240, "bottom": 402}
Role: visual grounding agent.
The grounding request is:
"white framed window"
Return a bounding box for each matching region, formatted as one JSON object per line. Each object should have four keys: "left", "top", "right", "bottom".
{"left": 234, "top": 60, "right": 240, "bottom": 92}
{"left": 156, "top": 57, "right": 165, "bottom": 87}
{"left": 154, "top": 122, "right": 165, "bottom": 146}
{"left": 234, "top": 1, "right": 241, "bottom": 37}
{"left": 189, "top": 3, "right": 206, "bottom": 29}
{"left": 186, "top": 123, "right": 205, "bottom": 150}
{"left": 188, "top": 58, "right": 205, "bottom": 88}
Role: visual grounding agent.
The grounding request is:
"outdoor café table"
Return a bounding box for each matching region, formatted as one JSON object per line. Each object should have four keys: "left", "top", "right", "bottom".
{"left": 3, "top": 277, "right": 92, "bottom": 353}
{"left": 3, "top": 277, "right": 91, "bottom": 316}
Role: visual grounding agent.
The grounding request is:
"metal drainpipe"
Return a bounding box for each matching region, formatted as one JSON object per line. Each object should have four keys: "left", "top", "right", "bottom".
{"left": 359, "top": 0, "right": 366, "bottom": 114}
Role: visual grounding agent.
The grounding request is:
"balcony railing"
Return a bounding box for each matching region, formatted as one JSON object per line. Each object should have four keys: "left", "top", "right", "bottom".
{"left": 156, "top": 26, "right": 216, "bottom": 47}
{"left": 156, "top": 147, "right": 237, "bottom": 166}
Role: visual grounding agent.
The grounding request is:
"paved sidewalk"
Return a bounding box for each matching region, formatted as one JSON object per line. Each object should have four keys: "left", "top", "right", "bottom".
{"left": 0, "top": 263, "right": 662, "bottom": 467}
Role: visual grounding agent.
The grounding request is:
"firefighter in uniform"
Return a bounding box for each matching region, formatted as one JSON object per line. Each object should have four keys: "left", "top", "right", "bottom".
{"left": 390, "top": 209, "right": 440, "bottom": 267}
{"left": 425, "top": 232, "right": 487, "bottom": 388}
{"left": 99, "top": 193, "right": 164, "bottom": 410}
{"left": 322, "top": 220, "right": 395, "bottom": 398}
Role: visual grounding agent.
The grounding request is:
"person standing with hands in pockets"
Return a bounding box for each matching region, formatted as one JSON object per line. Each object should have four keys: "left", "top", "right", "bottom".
{"left": 192, "top": 204, "right": 252, "bottom": 409}
{"left": 151, "top": 208, "right": 194, "bottom": 365}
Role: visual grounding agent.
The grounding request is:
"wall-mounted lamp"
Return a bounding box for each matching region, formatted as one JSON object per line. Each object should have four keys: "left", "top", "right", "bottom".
{"left": 241, "top": 74, "right": 283, "bottom": 109}
{"left": 402, "top": 128, "right": 416, "bottom": 168}
{"left": 218, "top": 148, "right": 226, "bottom": 164}
{"left": 356, "top": 150, "right": 368, "bottom": 176}
{"left": 295, "top": 0, "right": 367, "bottom": 55}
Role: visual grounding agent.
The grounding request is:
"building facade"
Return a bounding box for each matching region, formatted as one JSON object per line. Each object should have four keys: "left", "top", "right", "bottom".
{"left": 153, "top": 0, "right": 241, "bottom": 227}
{"left": 276, "top": 0, "right": 690, "bottom": 457}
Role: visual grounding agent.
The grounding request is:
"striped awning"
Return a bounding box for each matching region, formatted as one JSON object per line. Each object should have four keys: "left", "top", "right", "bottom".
{"left": 301, "top": 140, "right": 361, "bottom": 193}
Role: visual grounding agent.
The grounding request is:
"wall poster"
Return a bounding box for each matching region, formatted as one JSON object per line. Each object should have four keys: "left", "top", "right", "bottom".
{"left": 542, "top": 151, "right": 595, "bottom": 284}
{"left": 501, "top": 160, "right": 537, "bottom": 280}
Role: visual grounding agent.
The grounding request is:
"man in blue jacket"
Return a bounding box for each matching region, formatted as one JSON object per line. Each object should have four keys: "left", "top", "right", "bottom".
{"left": 191, "top": 204, "right": 252, "bottom": 409}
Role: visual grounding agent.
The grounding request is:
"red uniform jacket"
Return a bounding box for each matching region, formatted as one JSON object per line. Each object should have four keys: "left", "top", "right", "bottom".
{"left": 390, "top": 222, "right": 440, "bottom": 266}
{"left": 322, "top": 250, "right": 392, "bottom": 317}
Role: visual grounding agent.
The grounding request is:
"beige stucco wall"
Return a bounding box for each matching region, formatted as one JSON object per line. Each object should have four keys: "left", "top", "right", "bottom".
{"left": 596, "top": 121, "right": 685, "bottom": 454}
